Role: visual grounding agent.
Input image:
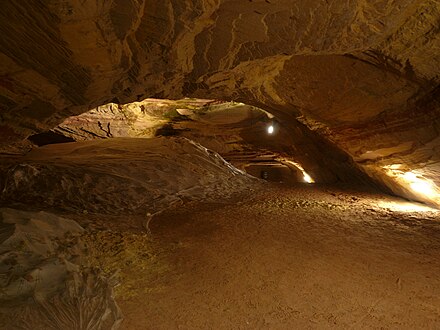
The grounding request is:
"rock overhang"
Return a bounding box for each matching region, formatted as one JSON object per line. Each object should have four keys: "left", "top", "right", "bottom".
{"left": 0, "top": 0, "right": 439, "bottom": 207}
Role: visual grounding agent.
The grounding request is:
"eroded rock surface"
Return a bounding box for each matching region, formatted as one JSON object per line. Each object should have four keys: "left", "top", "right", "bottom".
{"left": 34, "top": 99, "right": 377, "bottom": 186}
{"left": 0, "top": 208, "right": 122, "bottom": 330}
{"left": 0, "top": 137, "right": 259, "bottom": 216}
{"left": 1, "top": 0, "right": 440, "bottom": 205}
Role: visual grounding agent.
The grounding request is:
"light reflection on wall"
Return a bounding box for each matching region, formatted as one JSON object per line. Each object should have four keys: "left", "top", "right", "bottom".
{"left": 383, "top": 165, "right": 440, "bottom": 207}
{"left": 278, "top": 158, "right": 315, "bottom": 183}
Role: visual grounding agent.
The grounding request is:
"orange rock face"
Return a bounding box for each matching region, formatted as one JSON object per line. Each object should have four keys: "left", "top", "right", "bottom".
{"left": 1, "top": 0, "right": 439, "bottom": 205}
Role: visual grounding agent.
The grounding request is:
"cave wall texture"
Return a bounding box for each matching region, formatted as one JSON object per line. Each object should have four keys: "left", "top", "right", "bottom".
{"left": 0, "top": 0, "right": 439, "bottom": 205}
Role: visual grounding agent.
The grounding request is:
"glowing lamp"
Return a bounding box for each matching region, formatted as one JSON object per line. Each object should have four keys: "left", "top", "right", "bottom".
{"left": 267, "top": 125, "right": 274, "bottom": 134}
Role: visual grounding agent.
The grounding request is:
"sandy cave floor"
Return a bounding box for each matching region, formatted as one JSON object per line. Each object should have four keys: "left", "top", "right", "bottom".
{"left": 75, "top": 183, "right": 440, "bottom": 329}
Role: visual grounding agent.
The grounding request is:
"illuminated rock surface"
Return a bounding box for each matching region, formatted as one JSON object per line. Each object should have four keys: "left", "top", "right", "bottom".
{"left": 33, "top": 99, "right": 376, "bottom": 186}
{"left": 1, "top": 137, "right": 258, "bottom": 216}
{"left": 1, "top": 0, "right": 439, "bottom": 205}
{"left": 1, "top": 1, "right": 440, "bottom": 328}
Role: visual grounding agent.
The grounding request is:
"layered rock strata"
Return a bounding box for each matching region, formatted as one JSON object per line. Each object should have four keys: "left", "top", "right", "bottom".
{"left": 1, "top": 0, "right": 439, "bottom": 205}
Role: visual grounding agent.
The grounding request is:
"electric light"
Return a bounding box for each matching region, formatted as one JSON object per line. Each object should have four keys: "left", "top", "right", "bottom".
{"left": 267, "top": 125, "right": 274, "bottom": 134}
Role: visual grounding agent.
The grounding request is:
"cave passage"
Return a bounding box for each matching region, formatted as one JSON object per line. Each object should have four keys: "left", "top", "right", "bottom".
{"left": 1, "top": 98, "right": 440, "bottom": 329}
{"left": 1, "top": 0, "right": 440, "bottom": 327}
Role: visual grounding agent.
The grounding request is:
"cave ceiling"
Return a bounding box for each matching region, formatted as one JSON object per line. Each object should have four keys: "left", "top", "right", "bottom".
{"left": 0, "top": 0, "right": 440, "bottom": 205}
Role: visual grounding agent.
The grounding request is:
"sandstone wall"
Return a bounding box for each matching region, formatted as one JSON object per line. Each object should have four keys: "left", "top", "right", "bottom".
{"left": 1, "top": 0, "right": 439, "bottom": 205}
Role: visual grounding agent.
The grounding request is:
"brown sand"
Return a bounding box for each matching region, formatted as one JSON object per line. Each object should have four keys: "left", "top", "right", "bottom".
{"left": 105, "top": 184, "right": 440, "bottom": 329}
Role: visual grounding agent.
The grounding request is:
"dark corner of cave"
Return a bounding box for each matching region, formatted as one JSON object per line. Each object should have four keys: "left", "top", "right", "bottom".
{"left": 0, "top": 1, "right": 439, "bottom": 329}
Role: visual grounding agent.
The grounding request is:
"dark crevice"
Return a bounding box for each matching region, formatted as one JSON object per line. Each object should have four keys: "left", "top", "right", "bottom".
{"left": 28, "top": 131, "right": 75, "bottom": 146}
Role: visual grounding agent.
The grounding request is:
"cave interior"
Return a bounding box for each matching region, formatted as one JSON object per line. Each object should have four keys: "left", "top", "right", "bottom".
{"left": 0, "top": 1, "right": 440, "bottom": 328}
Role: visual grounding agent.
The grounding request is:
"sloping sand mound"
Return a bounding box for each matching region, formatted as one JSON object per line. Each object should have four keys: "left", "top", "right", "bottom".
{"left": 0, "top": 137, "right": 259, "bottom": 328}
{"left": 0, "top": 208, "right": 121, "bottom": 329}
{"left": 1, "top": 137, "right": 258, "bottom": 216}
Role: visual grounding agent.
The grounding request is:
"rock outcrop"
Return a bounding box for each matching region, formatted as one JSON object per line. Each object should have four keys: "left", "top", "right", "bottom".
{"left": 1, "top": 0, "right": 439, "bottom": 205}
{"left": 29, "top": 99, "right": 378, "bottom": 185}
{"left": 0, "top": 208, "right": 122, "bottom": 329}
{"left": 1, "top": 137, "right": 259, "bottom": 215}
